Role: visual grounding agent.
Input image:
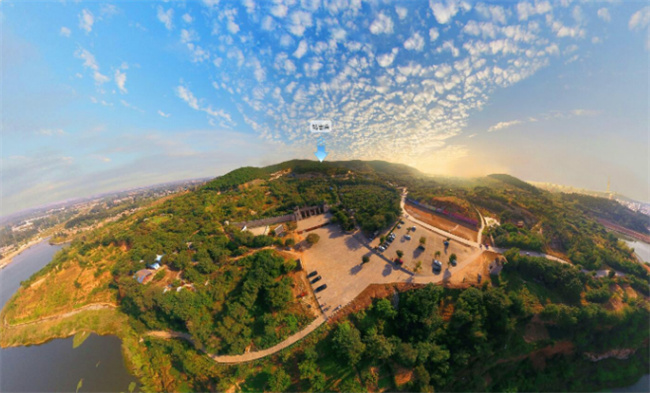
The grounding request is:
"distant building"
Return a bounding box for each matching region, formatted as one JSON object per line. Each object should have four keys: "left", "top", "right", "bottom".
{"left": 134, "top": 269, "right": 154, "bottom": 284}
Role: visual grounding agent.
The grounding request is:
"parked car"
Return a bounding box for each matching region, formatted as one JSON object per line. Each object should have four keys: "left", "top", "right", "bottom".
{"left": 378, "top": 246, "right": 386, "bottom": 252}
{"left": 433, "top": 260, "right": 442, "bottom": 271}
{"left": 315, "top": 284, "right": 327, "bottom": 293}
{"left": 397, "top": 224, "right": 402, "bottom": 229}
{"left": 400, "top": 220, "right": 405, "bottom": 224}
{"left": 310, "top": 275, "right": 322, "bottom": 284}
{"left": 395, "top": 258, "right": 404, "bottom": 265}
{"left": 411, "top": 226, "right": 417, "bottom": 231}
{"left": 307, "top": 271, "right": 318, "bottom": 278}
{"left": 405, "top": 235, "right": 412, "bottom": 240}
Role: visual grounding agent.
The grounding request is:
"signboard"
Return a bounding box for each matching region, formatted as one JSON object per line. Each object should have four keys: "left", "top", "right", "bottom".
{"left": 309, "top": 120, "right": 332, "bottom": 133}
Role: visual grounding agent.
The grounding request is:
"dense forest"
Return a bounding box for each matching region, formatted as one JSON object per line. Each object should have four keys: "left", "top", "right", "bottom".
{"left": 140, "top": 253, "right": 649, "bottom": 392}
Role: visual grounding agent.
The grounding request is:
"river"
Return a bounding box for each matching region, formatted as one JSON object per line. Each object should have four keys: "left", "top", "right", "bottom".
{"left": 625, "top": 239, "right": 650, "bottom": 264}
{"left": 0, "top": 240, "right": 138, "bottom": 392}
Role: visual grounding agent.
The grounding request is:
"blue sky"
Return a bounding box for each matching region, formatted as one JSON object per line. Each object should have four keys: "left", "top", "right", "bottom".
{"left": 2, "top": 0, "right": 649, "bottom": 215}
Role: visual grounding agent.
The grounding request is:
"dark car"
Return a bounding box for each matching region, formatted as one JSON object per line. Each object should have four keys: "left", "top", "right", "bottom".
{"left": 315, "top": 284, "right": 328, "bottom": 293}
{"left": 310, "top": 275, "right": 322, "bottom": 284}
{"left": 307, "top": 271, "right": 318, "bottom": 278}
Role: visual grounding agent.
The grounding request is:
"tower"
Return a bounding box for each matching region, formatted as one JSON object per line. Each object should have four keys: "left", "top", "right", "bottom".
{"left": 607, "top": 176, "right": 613, "bottom": 200}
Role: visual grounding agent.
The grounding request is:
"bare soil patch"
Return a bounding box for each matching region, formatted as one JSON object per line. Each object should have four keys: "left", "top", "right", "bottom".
{"left": 524, "top": 314, "right": 550, "bottom": 343}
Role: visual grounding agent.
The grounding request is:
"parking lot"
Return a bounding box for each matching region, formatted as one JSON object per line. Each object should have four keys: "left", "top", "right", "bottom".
{"left": 370, "top": 216, "right": 479, "bottom": 275}
{"left": 300, "top": 224, "right": 414, "bottom": 317}
{"left": 299, "top": 216, "right": 484, "bottom": 318}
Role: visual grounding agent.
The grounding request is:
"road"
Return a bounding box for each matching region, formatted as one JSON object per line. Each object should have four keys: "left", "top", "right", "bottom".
{"left": 147, "top": 315, "right": 327, "bottom": 364}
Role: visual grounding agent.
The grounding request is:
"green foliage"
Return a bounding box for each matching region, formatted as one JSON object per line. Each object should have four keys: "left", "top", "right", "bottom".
{"left": 503, "top": 250, "right": 585, "bottom": 303}
{"left": 362, "top": 255, "right": 370, "bottom": 264}
{"left": 306, "top": 233, "right": 320, "bottom": 245}
{"left": 332, "top": 322, "right": 366, "bottom": 366}
{"left": 203, "top": 167, "right": 269, "bottom": 191}
{"left": 267, "top": 367, "right": 291, "bottom": 392}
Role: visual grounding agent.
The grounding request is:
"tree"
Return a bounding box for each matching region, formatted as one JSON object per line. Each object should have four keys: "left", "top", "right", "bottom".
{"left": 364, "top": 332, "right": 394, "bottom": 360}
{"left": 396, "top": 250, "right": 404, "bottom": 258}
{"left": 332, "top": 321, "right": 366, "bottom": 366}
{"left": 380, "top": 236, "right": 386, "bottom": 244}
{"left": 362, "top": 255, "right": 370, "bottom": 264}
{"left": 414, "top": 261, "right": 422, "bottom": 272}
{"left": 449, "top": 253, "right": 457, "bottom": 264}
{"left": 419, "top": 236, "right": 426, "bottom": 245}
{"left": 434, "top": 251, "right": 441, "bottom": 258}
{"left": 267, "top": 368, "right": 291, "bottom": 392}
{"left": 306, "top": 233, "right": 320, "bottom": 245}
{"left": 285, "top": 238, "right": 296, "bottom": 247}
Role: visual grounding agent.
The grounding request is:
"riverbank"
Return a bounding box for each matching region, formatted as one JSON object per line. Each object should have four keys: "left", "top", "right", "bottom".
{"left": 0, "top": 236, "right": 48, "bottom": 269}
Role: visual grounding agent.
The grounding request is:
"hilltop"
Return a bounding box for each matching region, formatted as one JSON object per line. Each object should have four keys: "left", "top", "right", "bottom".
{"left": 1, "top": 159, "right": 648, "bottom": 392}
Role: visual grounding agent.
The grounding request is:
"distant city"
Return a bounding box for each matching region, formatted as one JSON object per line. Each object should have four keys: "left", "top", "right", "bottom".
{"left": 530, "top": 181, "right": 650, "bottom": 217}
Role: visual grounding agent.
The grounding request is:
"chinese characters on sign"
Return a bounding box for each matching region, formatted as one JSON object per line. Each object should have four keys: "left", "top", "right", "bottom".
{"left": 309, "top": 120, "right": 332, "bottom": 133}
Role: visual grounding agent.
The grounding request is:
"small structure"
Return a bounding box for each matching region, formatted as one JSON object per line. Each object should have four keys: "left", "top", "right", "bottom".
{"left": 274, "top": 224, "right": 285, "bottom": 236}
{"left": 155, "top": 254, "right": 164, "bottom": 263}
{"left": 134, "top": 269, "right": 154, "bottom": 284}
{"left": 149, "top": 262, "right": 161, "bottom": 270}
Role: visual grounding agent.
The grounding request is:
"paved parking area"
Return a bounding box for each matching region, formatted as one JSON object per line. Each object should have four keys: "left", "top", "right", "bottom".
{"left": 300, "top": 215, "right": 484, "bottom": 318}
{"left": 371, "top": 217, "right": 478, "bottom": 275}
{"left": 301, "top": 224, "right": 414, "bottom": 317}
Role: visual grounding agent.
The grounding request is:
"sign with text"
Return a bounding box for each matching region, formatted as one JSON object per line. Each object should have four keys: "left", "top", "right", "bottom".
{"left": 309, "top": 120, "right": 332, "bottom": 133}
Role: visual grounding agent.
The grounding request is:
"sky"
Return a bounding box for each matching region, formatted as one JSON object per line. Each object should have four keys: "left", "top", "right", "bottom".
{"left": 2, "top": 0, "right": 649, "bottom": 215}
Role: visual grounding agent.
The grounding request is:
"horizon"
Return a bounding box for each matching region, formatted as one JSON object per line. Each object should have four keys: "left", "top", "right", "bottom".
{"left": 2, "top": 0, "right": 649, "bottom": 215}
{"left": 5, "top": 158, "right": 646, "bottom": 221}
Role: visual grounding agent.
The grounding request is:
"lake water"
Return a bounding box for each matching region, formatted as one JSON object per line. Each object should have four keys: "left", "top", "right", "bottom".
{"left": 0, "top": 241, "right": 138, "bottom": 392}
{"left": 625, "top": 239, "right": 650, "bottom": 263}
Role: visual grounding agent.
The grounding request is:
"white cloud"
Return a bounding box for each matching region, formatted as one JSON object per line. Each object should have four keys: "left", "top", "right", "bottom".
{"left": 429, "top": 27, "right": 439, "bottom": 41}
{"left": 180, "top": 29, "right": 198, "bottom": 44}
{"left": 488, "top": 119, "right": 523, "bottom": 132}
{"left": 430, "top": 0, "right": 459, "bottom": 25}
{"left": 288, "top": 11, "right": 313, "bottom": 37}
{"left": 176, "top": 85, "right": 200, "bottom": 110}
{"left": 75, "top": 48, "right": 110, "bottom": 85}
{"left": 115, "top": 69, "right": 127, "bottom": 94}
{"left": 60, "top": 27, "right": 71, "bottom": 37}
{"left": 157, "top": 6, "right": 174, "bottom": 30}
{"left": 227, "top": 19, "right": 240, "bottom": 34}
{"left": 79, "top": 9, "right": 94, "bottom": 33}
{"left": 182, "top": 13, "right": 193, "bottom": 24}
{"left": 158, "top": 110, "right": 171, "bottom": 118}
{"left": 293, "top": 40, "right": 309, "bottom": 58}
{"left": 261, "top": 16, "right": 276, "bottom": 31}
{"left": 395, "top": 6, "right": 408, "bottom": 20}
{"left": 271, "top": 4, "right": 288, "bottom": 18}
{"left": 376, "top": 48, "right": 399, "bottom": 67}
{"left": 516, "top": 1, "right": 552, "bottom": 21}
{"left": 404, "top": 33, "right": 425, "bottom": 51}
{"left": 629, "top": 6, "right": 650, "bottom": 31}
{"left": 369, "top": 12, "right": 394, "bottom": 34}
{"left": 597, "top": 8, "right": 610, "bottom": 23}
{"left": 176, "top": 84, "right": 233, "bottom": 124}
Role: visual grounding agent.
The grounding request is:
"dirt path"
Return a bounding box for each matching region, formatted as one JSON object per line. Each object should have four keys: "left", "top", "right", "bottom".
{"left": 4, "top": 303, "right": 117, "bottom": 328}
